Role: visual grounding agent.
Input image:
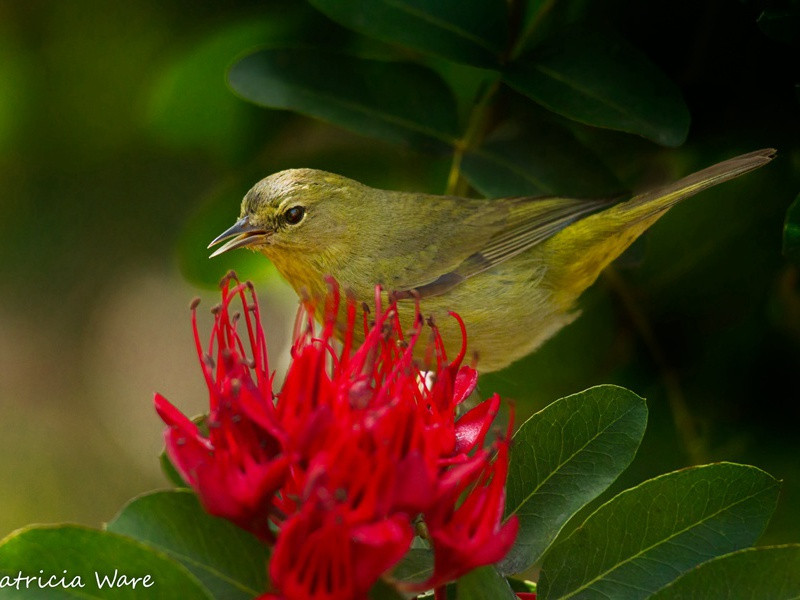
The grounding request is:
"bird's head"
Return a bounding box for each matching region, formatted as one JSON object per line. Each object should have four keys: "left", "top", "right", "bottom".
{"left": 209, "top": 168, "right": 362, "bottom": 258}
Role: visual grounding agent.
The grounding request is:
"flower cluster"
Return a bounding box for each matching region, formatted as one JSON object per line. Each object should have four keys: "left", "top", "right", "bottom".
{"left": 155, "top": 273, "right": 518, "bottom": 599}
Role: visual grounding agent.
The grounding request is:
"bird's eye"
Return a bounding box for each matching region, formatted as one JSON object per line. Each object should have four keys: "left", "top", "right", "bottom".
{"left": 284, "top": 206, "right": 305, "bottom": 225}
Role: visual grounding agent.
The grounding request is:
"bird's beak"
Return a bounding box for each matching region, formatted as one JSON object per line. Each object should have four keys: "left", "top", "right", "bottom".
{"left": 208, "top": 217, "right": 271, "bottom": 258}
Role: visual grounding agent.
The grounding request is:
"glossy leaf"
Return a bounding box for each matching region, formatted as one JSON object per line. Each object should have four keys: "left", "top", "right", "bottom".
{"left": 512, "top": 0, "right": 595, "bottom": 57}
{"left": 426, "top": 59, "right": 500, "bottom": 123}
{"left": 758, "top": 7, "right": 800, "bottom": 46}
{"left": 106, "top": 490, "right": 269, "bottom": 600}
{"left": 308, "top": 0, "right": 508, "bottom": 68}
{"left": 159, "top": 450, "right": 188, "bottom": 488}
{"left": 508, "top": 578, "right": 537, "bottom": 594}
{"left": 498, "top": 385, "right": 647, "bottom": 574}
{"left": 782, "top": 193, "right": 800, "bottom": 265}
{"left": 651, "top": 545, "right": 800, "bottom": 599}
{"left": 146, "top": 17, "right": 292, "bottom": 163}
{"left": 456, "top": 566, "right": 517, "bottom": 600}
{"left": 228, "top": 48, "right": 459, "bottom": 149}
{"left": 368, "top": 579, "right": 407, "bottom": 600}
{"left": 504, "top": 28, "right": 690, "bottom": 146}
{"left": 538, "top": 463, "right": 780, "bottom": 600}
{"left": 0, "top": 525, "right": 212, "bottom": 599}
{"left": 391, "top": 548, "right": 434, "bottom": 585}
{"left": 462, "top": 120, "right": 623, "bottom": 197}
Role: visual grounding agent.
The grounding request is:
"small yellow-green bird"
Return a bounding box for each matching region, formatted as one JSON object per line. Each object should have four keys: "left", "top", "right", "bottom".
{"left": 209, "top": 149, "right": 774, "bottom": 372}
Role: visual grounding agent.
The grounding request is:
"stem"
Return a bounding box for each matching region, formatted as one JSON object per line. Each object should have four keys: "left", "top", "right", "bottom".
{"left": 446, "top": 78, "right": 501, "bottom": 196}
{"left": 509, "top": 0, "right": 557, "bottom": 61}
{"left": 603, "top": 267, "right": 709, "bottom": 465}
{"left": 445, "top": 0, "right": 554, "bottom": 196}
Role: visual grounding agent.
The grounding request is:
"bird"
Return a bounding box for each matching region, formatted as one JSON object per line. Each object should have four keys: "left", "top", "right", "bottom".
{"left": 208, "top": 149, "right": 775, "bottom": 372}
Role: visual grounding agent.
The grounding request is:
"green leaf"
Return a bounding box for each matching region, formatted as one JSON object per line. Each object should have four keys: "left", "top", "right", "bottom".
{"left": 456, "top": 566, "right": 517, "bottom": 600}
{"left": 0, "top": 525, "right": 212, "bottom": 599}
{"left": 503, "top": 28, "right": 690, "bottom": 146}
{"left": 513, "top": 0, "right": 595, "bottom": 57}
{"left": 508, "top": 578, "right": 537, "bottom": 594}
{"left": 758, "top": 7, "right": 800, "bottom": 47}
{"left": 498, "top": 385, "right": 647, "bottom": 574}
{"left": 424, "top": 59, "right": 500, "bottom": 124}
{"left": 146, "top": 16, "right": 294, "bottom": 164}
{"left": 538, "top": 463, "right": 781, "bottom": 600}
{"left": 390, "top": 547, "right": 434, "bottom": 585}
{"left": 368, "top": 578, "right": 407, "bottom": 600}
{"left": 651, "top": 545, "right": 800, "bottom": 599}
{"left": 462, "top": 120, "right": 623, "bottom": 197}
{"left": 228, "top": 48, "right": 459, "bottom": 149}
{"left": 106, "top": 490, "right": 269, "bottom": 600}
{"left": 782, "top": 193, "right": 800, "bottom": 265}
{"left": 308, "top": 0, "right": 508, "bottom": 68}
{"left": 159, "top": 450, "right": 188, "bottom": 488}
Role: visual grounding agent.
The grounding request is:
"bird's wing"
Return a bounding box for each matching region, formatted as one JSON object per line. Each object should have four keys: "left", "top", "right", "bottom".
{"left": 401, "top": 195, "right": 615, "bottom": 299}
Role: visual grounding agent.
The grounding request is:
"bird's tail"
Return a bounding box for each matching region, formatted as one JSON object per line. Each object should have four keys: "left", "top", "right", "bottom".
{"left": 543, "top": 148, "right": 776, "bottom": 308}
{"left": 614, "top": 148, "right": 776, "bottom": 222}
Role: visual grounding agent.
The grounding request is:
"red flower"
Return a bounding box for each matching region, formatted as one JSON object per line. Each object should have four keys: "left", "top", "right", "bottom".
{"left": 155, "top": 281, "right": 287, "bottom": 541}
{"left": 269, "top": 502, "right": 413, "bottom": 600}
{"left": 155, "top": 273, "right": 517, "bottom": 599}
{"left": 421, "top": 437, "right": 520, "bottom": 588}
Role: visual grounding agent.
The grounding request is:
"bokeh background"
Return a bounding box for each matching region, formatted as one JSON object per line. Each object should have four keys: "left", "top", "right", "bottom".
{"left": 1, "top": 0, "right": 799, "bottom": 548}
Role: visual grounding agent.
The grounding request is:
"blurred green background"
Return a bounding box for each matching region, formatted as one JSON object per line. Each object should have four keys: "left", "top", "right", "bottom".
{"left": 0, "top": 0, "right": 798, "bottom": 549}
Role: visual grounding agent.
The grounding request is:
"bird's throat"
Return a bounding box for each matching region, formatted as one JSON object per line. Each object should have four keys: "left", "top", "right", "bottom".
{"left": 262, "top": 249, "right": 334, "bottom": 302}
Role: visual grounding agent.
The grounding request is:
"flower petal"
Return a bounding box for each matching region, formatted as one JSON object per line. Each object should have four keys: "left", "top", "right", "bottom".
{"left": 454, "top": 393, "right": 500, "bottom": 454}
{"left": 352, "top": 516, "right": 414, "bottom": 596}
{"left": 453, "top": 366, "right": 478, "bottom": 405}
